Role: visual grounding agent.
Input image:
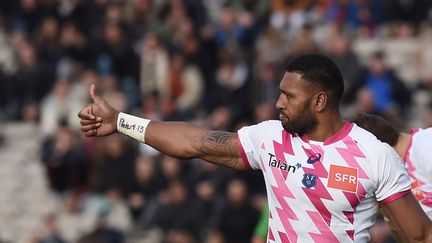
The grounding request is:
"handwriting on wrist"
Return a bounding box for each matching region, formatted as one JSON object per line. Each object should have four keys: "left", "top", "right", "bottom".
{"left": 119, "top": 118, "right": 145, "bottom": 133}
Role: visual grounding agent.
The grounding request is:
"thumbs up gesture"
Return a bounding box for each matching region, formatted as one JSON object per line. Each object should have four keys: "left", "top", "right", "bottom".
{"left": 78, "top": 84, "right": 119, "bottom": 137}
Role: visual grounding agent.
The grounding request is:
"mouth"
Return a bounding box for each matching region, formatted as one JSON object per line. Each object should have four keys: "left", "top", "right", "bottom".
{"left": 279, "top": 114, "right": 288, "bottom": 121}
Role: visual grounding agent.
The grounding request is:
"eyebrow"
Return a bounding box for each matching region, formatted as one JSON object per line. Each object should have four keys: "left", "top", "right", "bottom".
{"left": 280, "top": 88, "right": 294, "bottom": 96}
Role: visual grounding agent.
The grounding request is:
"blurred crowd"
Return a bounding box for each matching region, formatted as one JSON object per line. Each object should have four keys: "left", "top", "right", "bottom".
{"left": 1, "top": 0, "right": 432, "bottom": 242}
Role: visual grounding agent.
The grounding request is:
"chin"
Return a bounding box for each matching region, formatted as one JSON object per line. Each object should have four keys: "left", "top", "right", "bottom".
{"left": 282, "top": 124, "right": 301, "bottom": 135}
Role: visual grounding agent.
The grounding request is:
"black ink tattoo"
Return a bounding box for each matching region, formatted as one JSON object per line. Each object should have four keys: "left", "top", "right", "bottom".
{"left": 198, "top": 131, "right": 240, "bottom": 168}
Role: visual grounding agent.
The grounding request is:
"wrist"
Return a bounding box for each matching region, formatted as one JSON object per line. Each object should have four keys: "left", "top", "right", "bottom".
{"left": 116, "top": 112, "right": 151, "bottom": 143}
{"left": 113, "top": 110, "right": 120, "bottom": 133}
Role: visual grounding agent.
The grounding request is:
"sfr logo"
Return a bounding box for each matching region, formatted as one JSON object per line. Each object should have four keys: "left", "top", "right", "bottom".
{"left": 327, "top": 164, "right": 358, "bottom": 193}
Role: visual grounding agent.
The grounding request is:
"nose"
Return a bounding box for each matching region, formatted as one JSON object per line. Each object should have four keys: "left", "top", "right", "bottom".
{"left": 275, "top": 94, "right": 283, "bottom": 110}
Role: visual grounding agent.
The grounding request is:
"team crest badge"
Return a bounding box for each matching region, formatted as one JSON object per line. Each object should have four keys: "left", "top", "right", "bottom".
{"left": 302, "top": 173, "right": 317, "bottom": 188}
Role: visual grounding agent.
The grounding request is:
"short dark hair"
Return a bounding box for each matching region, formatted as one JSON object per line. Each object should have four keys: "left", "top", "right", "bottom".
{"left": 286, "top": 54, "right": 344, "bottom": 105}
{"left": 351, "top": 113, "right": 399, "bottom": 146}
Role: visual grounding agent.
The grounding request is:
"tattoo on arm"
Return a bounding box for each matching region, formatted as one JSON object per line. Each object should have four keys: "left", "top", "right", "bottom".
{"left": 197, "top": 131, "right": 240, "bottom": 168}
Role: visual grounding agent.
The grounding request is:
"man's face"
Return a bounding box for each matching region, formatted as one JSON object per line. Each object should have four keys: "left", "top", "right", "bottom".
{"left": 276, "top": 72, "right": 318, "bottom": 135}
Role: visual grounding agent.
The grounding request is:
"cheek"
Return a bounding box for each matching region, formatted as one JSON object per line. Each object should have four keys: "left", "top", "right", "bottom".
{"left": 290, "top": 100, "right": 304, "bottom": 112}
{"left": 285, "top": 105, "right": 299, "bottom": 119}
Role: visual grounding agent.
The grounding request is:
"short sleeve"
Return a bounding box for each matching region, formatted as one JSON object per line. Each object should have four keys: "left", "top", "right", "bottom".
{"left": 374, "top": 144, "right": 411, "bottom": 205}
{"left": 412, "top": 129, "right": 432, "bottom": 182}
{"left": 237, "top": 121, "right": 278, "bottom": 170}
{"left": 237, "top": 125, "right": 261, "bottom": 170}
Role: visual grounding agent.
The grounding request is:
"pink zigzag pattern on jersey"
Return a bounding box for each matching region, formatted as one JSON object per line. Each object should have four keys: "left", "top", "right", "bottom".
{"left": 340, "top": 185, "right": 367, "bottom": 240}
{"left": 268, "top": 227, "right": 275, "bottom": 241}
{"left": 336, "top": 137, "right": 368, "bottom": 179}
{"left": 306, "top": 210, "right": 339, "bottom": 242}
{"left": 335, "top": 137, "right": 369, "bottom": 240}
{"left": 278, "top": 231, "right": 290, "bottom": 243}
{"left": 271, "top": 165, "right": 299, "bottom": 243}
{"left": 342, "top": 191, "right": 361, "bottom": 240}
{"left": 301, "top": 179, "right": 333, "bottom": 226}
{"left": 273, "top": 131, "right": 294, "bottom": 180}
{"left": 270, "top": 133, "right": 298, "bottom": 243}
{"left": 302, "top": 146, "right": 333, "bottom": 226}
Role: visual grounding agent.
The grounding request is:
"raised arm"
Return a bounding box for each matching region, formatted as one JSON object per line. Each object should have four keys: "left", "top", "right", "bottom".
{"left": 145, "top": 122, "right": 245, "bottom": 169}
{"left": 381, "top": 193, "right": 432, "bottom": 242}
{"left": 78, "top": 84, "right": 247, "bottom": 170}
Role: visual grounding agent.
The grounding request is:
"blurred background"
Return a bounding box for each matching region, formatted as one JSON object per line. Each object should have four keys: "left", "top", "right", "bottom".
{"left": 0, "top": 0, "right": 432, "bottom": 242}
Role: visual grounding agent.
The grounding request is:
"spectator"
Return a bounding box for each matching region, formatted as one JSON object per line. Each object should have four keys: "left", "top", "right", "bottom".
{"left": 161, "top": 52, "right": 204, "bottom": 120}
{"left": 159, "top": 155, "right": 188, "bottom": 186}
{"left": 216, "top": 179, "right": 259, "bottom": 243}
{"left": 140, "top": 33, "right": 169, "bottom": 98}
{"left": 345, "top": 51, "right": 411, "bottom": 120}
{"left": 40, "top": 80, "right": 74, "bottom": 136}
{"left": 212, "top": 48, "right": 252, "bottom": 120}
{"left": 36, "top": 16, "right": 62, "bottom": 74}
{"left": 38, "top": 214, "right": 66, "bottom": 243}
{"left": 128, "top": 155, "right": 164, "bottom": 225}
{"left": 41, "top": 122, "right": 87, "bottom": 194}
{"left": 95, "top": 134, "right": 137, "bottom": 195}
{"left": 326, "top": 32, "right": 361, "bottom": 91}
{"left": 8, "top": 41, "right": 50, "bottom": 120}
{"left": 77, "top": 221, "right": 125, "bottom": 243}
{"left": 59, "top": 22, "right": 90, "bottom": 65}
{"left": 93, "top": 21, "right": 140, "bottom": 85}
{"left": 151, "top": 180, "right": 204, "bottom": 241}
{"left": 254, "top": 27, "right": 287, "bottom": 76}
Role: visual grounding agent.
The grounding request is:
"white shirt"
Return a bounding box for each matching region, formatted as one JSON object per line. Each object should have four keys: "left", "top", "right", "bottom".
{"left": 238, "top": 121, "right": 410, "bottom": 242}
{"left": 404, "top": 128, "right": 432, "bottom": 217}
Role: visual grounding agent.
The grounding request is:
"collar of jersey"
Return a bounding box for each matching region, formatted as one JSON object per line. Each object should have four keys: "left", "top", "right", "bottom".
{"left": 299, "top": 121, "right": 353, "bottom": 146}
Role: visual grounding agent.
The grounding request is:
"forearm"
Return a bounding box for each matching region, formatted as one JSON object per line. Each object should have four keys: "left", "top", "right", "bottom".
{"left": 145, "top": 121, "right": 208, "bottom": 159}
{"left": 141, "top": 121, "right": 246, "bottom": 170}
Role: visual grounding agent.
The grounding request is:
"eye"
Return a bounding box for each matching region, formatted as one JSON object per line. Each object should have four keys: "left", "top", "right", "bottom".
{"left": 282, "top": 91, "right": 294, "bottom": 99}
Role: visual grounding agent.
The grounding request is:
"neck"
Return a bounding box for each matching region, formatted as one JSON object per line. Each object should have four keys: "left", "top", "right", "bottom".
{"left": 304, "top": 113, "right": 345, "bottom": 142}
{"left": 394, "top": 133, "right": 411, "bottom": 159}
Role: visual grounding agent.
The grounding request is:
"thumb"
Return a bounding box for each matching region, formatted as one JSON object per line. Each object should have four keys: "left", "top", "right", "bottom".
{"left": 90, "top": 83, "right": 103, "bottom": 104}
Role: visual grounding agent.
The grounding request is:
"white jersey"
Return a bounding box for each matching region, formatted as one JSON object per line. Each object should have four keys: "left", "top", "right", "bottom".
{"left": 237, "top": 121, "right": 410, "bottom": 243}
{"left": 404, "top": 128, "right": 432, "bottom": 217}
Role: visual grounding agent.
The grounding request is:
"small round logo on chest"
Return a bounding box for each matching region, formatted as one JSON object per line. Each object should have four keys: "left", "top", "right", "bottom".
{"left": 302, "top": 173, "right": 318, "bottom": 188}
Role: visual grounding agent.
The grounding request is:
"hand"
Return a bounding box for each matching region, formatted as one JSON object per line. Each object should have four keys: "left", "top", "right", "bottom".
{"left": 78, "top": 84, "right": 119, "bottom": 137}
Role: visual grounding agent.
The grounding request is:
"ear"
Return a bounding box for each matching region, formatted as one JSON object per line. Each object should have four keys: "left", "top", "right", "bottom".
{"left": 312, "top": 92, "right": 328, "bottom": 112}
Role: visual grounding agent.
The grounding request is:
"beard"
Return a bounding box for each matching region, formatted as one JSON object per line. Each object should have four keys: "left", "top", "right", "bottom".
{"left": 281, "top": 101, "right": 318, "bottom": 135}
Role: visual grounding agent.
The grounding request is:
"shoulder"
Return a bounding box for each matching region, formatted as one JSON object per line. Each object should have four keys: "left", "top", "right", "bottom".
{"left": 239, "top": 120, "right": 283, "bottom": 133}
{"left": 411, "top": 128, "right": 432, "bottom": 157}
{"left": 413, "top": 127, "right": 432, "bottom": 141}
{"left": 238, "top": 120, "right": 286, "bottom": 144}
{"left": 349, "top": 124, "right": 396, "bottom": 159}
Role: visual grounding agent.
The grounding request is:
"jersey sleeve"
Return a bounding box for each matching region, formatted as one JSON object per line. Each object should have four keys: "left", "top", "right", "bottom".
{"left": 237, "top": 121, "right": 275, "bottom": 170}
{"left": 412, "top": 129, "right": 432, "bottom": 182}
{"left": 374, "top": 144, "right": 411, "bottom": 204}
